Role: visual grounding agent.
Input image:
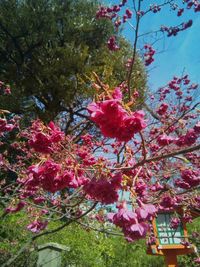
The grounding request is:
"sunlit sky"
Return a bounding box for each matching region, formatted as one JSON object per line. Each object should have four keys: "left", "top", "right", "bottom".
{"left": 102, "top": 0, "right": 200, "bottom": 90}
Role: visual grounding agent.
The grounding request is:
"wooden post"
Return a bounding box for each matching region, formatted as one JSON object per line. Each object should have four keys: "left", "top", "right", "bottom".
{"left": 164, "top": 253, "right": 178, "bottom": 267}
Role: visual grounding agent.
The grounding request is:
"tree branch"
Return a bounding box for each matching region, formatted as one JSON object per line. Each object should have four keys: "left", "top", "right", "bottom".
{"left": 112, "top": 144, "right": 200, "bottom": 171}
{"left": 127, "top": 0, "right": 142, "bottom": 100}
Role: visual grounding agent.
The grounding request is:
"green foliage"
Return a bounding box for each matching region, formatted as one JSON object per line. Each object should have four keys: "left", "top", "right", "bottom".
{"left": 1, "top": 210, "right": 199, "bottom": 267}
{"left": 33, "top": 221, "right": 165, "bottom": 267}
{"left": 178, "top": 218, "right": 200, "bottom": 267}
{"left": 0, "top": 0, "right": 146, "bottom": 123}
{"left": 0, "top": 210, "right": 35, "bottom": 266}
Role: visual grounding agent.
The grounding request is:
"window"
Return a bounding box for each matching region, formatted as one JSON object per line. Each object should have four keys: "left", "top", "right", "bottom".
{"left": 156, "top": 213, "right": 184, "bottom": 245}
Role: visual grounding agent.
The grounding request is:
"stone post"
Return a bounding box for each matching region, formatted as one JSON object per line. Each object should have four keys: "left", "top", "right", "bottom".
{"left": 37, "top": 242, "right": 69, "bottom": 267}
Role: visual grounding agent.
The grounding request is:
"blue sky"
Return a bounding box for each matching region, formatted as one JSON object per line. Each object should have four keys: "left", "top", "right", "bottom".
{"left": 102, "top": 0, "right": 200, "bottom": 89}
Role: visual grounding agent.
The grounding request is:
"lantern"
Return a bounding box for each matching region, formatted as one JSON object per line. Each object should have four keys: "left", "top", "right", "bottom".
{"left": 147, "top": 211, "right": 197, "bottom": 267}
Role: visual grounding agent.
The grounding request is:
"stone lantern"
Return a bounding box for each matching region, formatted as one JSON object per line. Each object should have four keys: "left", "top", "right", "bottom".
{"left": 37, "top": 242, "right": 69, "bottom": 267}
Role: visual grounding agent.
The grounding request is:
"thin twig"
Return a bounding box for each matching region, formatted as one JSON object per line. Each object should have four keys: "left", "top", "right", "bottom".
{"left": 127, "top": 0, "right": 142, "bottom": 100}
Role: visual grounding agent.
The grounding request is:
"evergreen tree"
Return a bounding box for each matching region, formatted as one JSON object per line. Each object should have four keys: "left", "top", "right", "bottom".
{"left": 0, "top": 0, "right": 146, "bottom": 129}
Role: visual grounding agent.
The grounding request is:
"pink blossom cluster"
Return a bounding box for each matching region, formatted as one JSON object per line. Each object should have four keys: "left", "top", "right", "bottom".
{"left": 157, "top": 134, "right": 176, "bottom": 146}
{"left": 183, "top": 212, "right": 193, "bottom": 223}
{"left": 161, "top": 20, "right": 193, "bottom": 37}
{"left": 28, "top": 121, "right": 64, "bottom": 153}
{"left": 27, "top": 219, "right": 48, "bottom": 233}
{"left": 171, "top": 0, "right": 200, "bottom": 16}
{"left": 170, "top": 217, "right": 181, "bottom": 229}
{"left": 158, "top": 75, "right": 198, "bottom": 101}
{"left": 159, "top": 195, "right": 180, "bottom": 211}
{"left": 144, "top": 44, "right": 155, "bottom": 66}
{"left": 194, "top": 258, "right": 200, "bottom": 264}
{"left": 175, "top": 169, "right": 200, "bottom": 189}
{"left": 96, "top": 5, "right": 120, "bottom": 20}
{"left": 84, "top": 173, "right": 122, "bottom": 204}
{"left": 96, "top": 1, "right": 131, "bottom": 29}
{"left": 176, "top": 127, "right": 199, "bottom": 147}
{"left": 96, "top": 2, "right": 133, "bottom": 50}
{"left": 81, "top": 134, "right": 93, "bottom": 145}
{"left": 108, "top": 201, "right": 157, "bottom": 242}
{"left": 0, "top": 118, "right": 15, "bottom": 136}
{"left": 157, "top": 103, "right": 169, "bottom": 115}
{"left": 186, "top": 152, "right": 200, "bottom": 168}
{"left": 184, "top": 0, "right": 200, "bottom": 12}
{"left": 177, "top": 8, "right": 184, "bottom": 16}
{"left": 135, "top": 180, "right": 147, "bottom": 198}
{"left": 77, "top": 145, "right": 97, "bottom": 166}
{"left": 23, "top": 160, "right": 88, "bottom": 193}
{"left": 107, "top": 36, "right": 119, "bottom": 51}
{"left": 5, "top": 201, "right": 26, "bottom": 213}
{"left": 88, "top": 88, "right": 146, "bottom": 142}
{"left": 150, "top": 4, "right": 161, "bottom": 13}
{"left": 169, "top": 75, "right": 190, "bottom": 90}
{"left": 124, "top": 9, "right": 133, "bottom": 21}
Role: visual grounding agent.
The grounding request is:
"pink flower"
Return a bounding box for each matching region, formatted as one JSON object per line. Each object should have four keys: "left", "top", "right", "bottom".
{"left": 26, "top": 160, "right": 61, "bottom": 193}
{"left": 108, "top": 202, "right": 137, "bottom": 227}
{"left": 77, "top": 149, "right": 96, "bottom": 166}
{"left": 126, "top": 9, "right": 132, "bottom": 18}
{"left": 83, "top": 156, "right": 96, "bottom": 166}
{"left": 48, "top": 121, "right": 64, "bottom": 142}
{"left": 144, "top": 44, "right": 155, "bottom": 66}
{"left": 194, "top": 121, "right": 200, "bottom": 133}
{"left": 159, "top": 195, "right": 177, "bottom": 211}
{"left": 28, "top": 121, "right": 63, "bottom": 153}
{"left": 112, "top": 87, "right": 122, "bottom": 100}
{"left": 88, "top": 100, "right": 146, "bottom": 142}
{"left": 194, "top": 257, "right": 200, "bottom": 264}
{"left": 107, "top": 36, "right": 119, "bottom": 51}
{"left": 5, "top": 201, "right": 26, "bottom": 213}
{"left": 157, "top": 103, "right": 168, "bottom": 115}
{"left": 176, "top": 129, "right": 198, "bottom": 147}
{"left": 176, "top": 169, "right": 200, "bottom": 189}
{"left": 0, "top": 118, "right": 15, "bottom": 134}
{"left": 24, "top": 164, "right": 44, "bottom": 188}
{"left": 177, "top": 8, "right": 184, "bottom": 16}
{"left": 170, "top": 217, "right": 180, "bottom": 229}
{"left": 0, "top": 119, "right": 7, "bottom": 131}
{"left": 25, "top": 160, "right": 74, "bottom": 193}
{"left": 183, "top": 213, "right": 193, "bottom": 223}
{"left": 157, "top": 134, "right": 175, "bottom": 146}
{"left": 33, "top": 196, "right": 46, "bottom": 204}
{"left": 124, "top": 222, "right": 149, "bottom": 242}
{"left": 151, "top": 182, "right": 164, "bottom": 192}
{"left": 81, "top": 134, "right": 93, "bottom": 145}
{"left": 29, "top": 132, "right": 52, "bottom": 153}
{"left": 136, "top": 201, "right": 157, "bottom": 221}
{"left": 135, "top": 180, "right": 147, "bottom": 197}
{"left": 27, "top": 220, "right": 48, "bottom": 233}
{"left": 108, "top": 201, "right": 151, "bottom": 242}
{"left": 42, "top": 160, "right": 61, "bottom": 179}
{"left": 84, "top": 173, "right": 122, "bottom": 204}
{"left": 61, "top": 170, "right": 85, "bottom": 189}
